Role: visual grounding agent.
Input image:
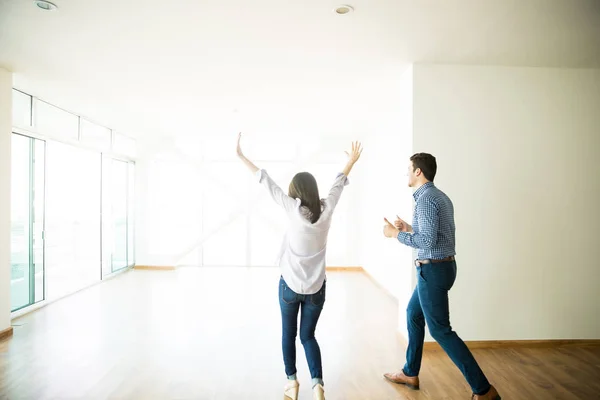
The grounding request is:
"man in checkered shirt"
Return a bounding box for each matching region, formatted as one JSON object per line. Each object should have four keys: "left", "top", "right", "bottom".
{"left": 382, "top": 153, "right": 501, "bottom": 400}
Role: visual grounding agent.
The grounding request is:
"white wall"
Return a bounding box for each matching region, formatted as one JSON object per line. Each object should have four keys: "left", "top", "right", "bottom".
{"left": 412, "top": 64, "right": 600, "bottom": 340}
{"left": 358, "top": 67, "right": 415, "bottom": 338}
{"left": 0, "top": 68, "right": 12, "bottom": 332}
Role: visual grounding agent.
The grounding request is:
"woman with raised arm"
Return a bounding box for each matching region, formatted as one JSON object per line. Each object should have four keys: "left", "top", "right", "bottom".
{"left": 236, "top": 133, "right": 362, "bottom": 400}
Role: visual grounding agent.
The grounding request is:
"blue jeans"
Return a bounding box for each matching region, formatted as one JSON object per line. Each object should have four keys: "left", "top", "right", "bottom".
{"left": 404, "top": 261, "right": 491, "bottom": 396}
{"left": 279, "top": 277, "right": 326, "bottom": 380}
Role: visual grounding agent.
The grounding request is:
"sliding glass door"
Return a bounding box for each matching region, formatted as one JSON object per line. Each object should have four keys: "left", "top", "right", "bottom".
{"left": 45, "top": 141, "right": 101, "bottom": 300}
{"left": 11, "top": 139, "right": 136, "bottom": 307}
{"left": 102, "top": 156, "right": 135, "bottom": 275}
{"left": 10, "top": 134, "right": 45, "bottom": 311}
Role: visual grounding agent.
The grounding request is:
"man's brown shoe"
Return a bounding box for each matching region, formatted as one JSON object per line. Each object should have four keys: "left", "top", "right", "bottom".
{"left": 383, "top": 371, "right": 420, "bottom": 390}
{"left": 472, "top": 385, "right": 501, "bottom": 400}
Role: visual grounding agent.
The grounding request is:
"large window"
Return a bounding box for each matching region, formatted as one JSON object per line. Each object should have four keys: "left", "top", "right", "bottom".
{"left": 10, "top": 89, "right": 137, "bottom": 311}
{"left": 165, "top": 136, "right": 354, "bottom": 268}
{"left": 10, "top": 134, "right": 45, "bottom": 312}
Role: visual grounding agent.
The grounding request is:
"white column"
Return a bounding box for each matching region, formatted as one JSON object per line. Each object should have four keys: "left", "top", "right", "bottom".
{"left": 0, "top": 68, "right": 13, "bottom": 333}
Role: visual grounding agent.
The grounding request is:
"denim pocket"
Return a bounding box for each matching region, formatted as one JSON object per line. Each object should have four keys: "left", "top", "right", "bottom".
{"left": 418, "top": 267, "right": 427, "bottom": 282}
{"left": 310, "top": 282, "right": 326, "bottom": 307}
{"left": 280, "top": 280, "right": 296, "bottom": 305}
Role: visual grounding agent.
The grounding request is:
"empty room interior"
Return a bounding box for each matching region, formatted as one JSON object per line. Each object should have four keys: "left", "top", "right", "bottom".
{"left": 1, "top": 1, "right": 599, "bottom": 399}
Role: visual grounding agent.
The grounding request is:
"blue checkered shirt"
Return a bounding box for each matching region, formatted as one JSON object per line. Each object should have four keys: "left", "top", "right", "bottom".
{"left": 397, "top": 182, "right": 456, "bottom": 260}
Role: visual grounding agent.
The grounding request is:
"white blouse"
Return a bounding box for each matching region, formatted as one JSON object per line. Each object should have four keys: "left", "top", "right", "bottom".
{"left": 256, "top": 169, "right": 349, "bottom": 294}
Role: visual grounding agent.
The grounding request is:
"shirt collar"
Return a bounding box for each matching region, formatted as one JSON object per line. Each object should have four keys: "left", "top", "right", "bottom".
{"left": 413, "top": 182, "right": 434, "bottom": 201}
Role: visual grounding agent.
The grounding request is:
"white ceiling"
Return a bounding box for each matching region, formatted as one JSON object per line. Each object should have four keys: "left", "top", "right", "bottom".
{"left": 1, "top": 0, "right": 599, "bottom": 139}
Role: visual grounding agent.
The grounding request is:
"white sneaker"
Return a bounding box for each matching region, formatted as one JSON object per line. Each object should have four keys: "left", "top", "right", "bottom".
{"left": 284, "top": 380, "right": 299, "bottom": 400}
{"left": 313, "top": 383, "right": 325, "bottom": 400}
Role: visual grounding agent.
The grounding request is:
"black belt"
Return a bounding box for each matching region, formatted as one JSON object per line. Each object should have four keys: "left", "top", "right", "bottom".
{"left": 415, "top": 256, "right": 455, "bottom": 267}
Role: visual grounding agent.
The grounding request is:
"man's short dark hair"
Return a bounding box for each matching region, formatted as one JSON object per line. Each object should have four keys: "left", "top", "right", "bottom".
{"left": 410, "top": 153, "right": 437, "bottom": 182}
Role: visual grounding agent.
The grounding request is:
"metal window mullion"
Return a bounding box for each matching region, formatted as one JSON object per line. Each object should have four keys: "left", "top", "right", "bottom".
{"left": 28, "top": 137, "right": 35, "bottom": 306}
{"left": 41, "top": 139, "right": 47, "bottom": 302}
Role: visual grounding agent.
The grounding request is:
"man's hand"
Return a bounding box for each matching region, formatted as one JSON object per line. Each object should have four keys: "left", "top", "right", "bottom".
{"left": 394, "top": 215, "right": 412, "bottom": 233}
{"left": 383, "top": 218, "right": 400, "bottom": 238}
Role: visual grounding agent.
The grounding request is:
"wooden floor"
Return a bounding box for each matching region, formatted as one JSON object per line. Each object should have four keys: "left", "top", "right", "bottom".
{"left": 1, "top": 268, "right": 599, "bottom": 399}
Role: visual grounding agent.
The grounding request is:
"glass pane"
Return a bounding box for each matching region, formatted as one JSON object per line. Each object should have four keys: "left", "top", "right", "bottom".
{"left": 33, "top": 140, "right": 45, "bottom": 303}
{"left": 111, "top": 160, "right": 128, "bottom": 272}
{"left": 12, "top": 90, "right": 32, "bottom": 128}
{"left": 35, "top": 100, "right": 79, "bottom": 140}
{"left": 80, "top": 119, "right": 111, "bottom": 150}
{"left": 127, "top": 162, "right": 135, "bottom": 267}
{"left": 200, "top": 161, "right": 248, "bottom": 234}
{"left": 45, "top": 142, "right": 101, "bottom": 300}
{"left": 10, "top": 134, "right": 31, "bottom": 311}
{"left": 206, "top": 161, "right": 249, "bottom": 197}
{"left": 113, "top": 133, "right": 136, "bottom": 158}
{"left": 202, "top": 214, "right": 247, "bottom": 266}
{"left": 146, "top": 159, "right": 202, "bottom": 258}
{"left": 202, "top": 137, "right": 238, "bottom": 161}
{"left": 101, "top": 158, "right": 112, "bottom": 277}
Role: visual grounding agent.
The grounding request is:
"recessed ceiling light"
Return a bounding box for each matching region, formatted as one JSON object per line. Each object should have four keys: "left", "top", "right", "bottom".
{"left": 34, "top": 0, "right": 58, "bottom": 11}
{"left": 334, "top": 5, "right": 354, "bottom": 15}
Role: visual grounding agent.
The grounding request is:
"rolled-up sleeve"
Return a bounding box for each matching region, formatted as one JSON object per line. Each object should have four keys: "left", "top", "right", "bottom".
{"left": 324, "top": 173, "right": 349, "bottom": 211}
{"left": 256, "top": 169, "right": 298, "bottom": 212}
{"left": 397, "top": 197, "right": 439, "bottom": 250}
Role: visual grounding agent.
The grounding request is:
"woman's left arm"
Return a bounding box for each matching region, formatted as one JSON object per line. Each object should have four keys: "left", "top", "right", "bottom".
{"left": 236, "top": 132, "right": 259, "bottom": 173}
